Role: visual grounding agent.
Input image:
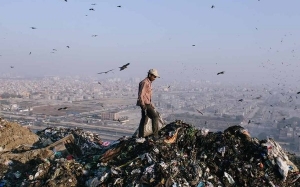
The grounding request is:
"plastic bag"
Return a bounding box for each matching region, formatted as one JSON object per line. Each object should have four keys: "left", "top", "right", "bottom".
{"left": 132, "top": 111, "right": 165, "bottom": 137}
{"left": 276, "top": 157, "right": 289, "bottom": 181}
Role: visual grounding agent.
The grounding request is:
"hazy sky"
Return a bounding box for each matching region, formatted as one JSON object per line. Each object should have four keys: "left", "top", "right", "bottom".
{"left": 0, "top": 0, "right": 299, "bottom": 86}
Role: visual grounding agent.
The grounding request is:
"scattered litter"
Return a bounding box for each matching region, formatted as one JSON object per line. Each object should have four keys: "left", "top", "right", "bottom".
{"left": 1, "top": 120, "right": 300, "bottom": 186}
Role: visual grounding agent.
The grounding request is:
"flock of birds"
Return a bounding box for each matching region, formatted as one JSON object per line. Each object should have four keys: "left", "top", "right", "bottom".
{"left": 2, "top": 1, "right": 300, "bottom": 122}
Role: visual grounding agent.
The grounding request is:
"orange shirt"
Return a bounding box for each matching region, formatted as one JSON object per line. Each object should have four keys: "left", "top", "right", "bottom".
{"left": 137, "top": 77, "right": 152, "bottom": 106}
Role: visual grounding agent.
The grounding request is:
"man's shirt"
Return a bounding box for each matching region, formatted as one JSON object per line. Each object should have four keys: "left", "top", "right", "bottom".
{"left": 137, "top": 77, "right": 152, "bottom": 106}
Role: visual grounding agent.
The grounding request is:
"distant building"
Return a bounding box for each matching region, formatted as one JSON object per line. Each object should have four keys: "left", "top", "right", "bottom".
{"left": 100, "top": 111, "right": 119, "bottom": 120}
{"left": 279, "top": 127, "right": 293, "bottom": 140}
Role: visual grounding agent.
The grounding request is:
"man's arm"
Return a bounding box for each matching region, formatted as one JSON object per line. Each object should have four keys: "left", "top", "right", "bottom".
{"left": 138, "top": 81, "right": 146, "bottom": 109}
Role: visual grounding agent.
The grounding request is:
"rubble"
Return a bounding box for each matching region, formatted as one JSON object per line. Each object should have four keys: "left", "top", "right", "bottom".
{"left": 1, "top": 118, "right": 300, "bottom": 187}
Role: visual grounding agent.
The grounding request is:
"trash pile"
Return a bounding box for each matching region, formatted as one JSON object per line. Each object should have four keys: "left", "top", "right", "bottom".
{"left": 1, "top": 119, "right": 300, "bottom": 187}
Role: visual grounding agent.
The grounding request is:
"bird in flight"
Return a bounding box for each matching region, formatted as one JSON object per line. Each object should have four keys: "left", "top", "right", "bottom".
{"left": 98, "top": 81, "right": 101, "bottom": 85}
{"left": 168, "top": 85, "right": 171, "bottom": 88}
{"left": 192, "top": 45, "right": 195, "bottom": 46}
{"left": 66, "top": 46, "right": 70, "bottom": 48}
{"left": 117, "top": 5, "right": 121, "bottom": 8}
{"left": 255, "top": 95, "right": 262, "bottom": 99}
{"left": 211, "top": 5, "right": 215, "bottom": 8}
{"left": 248, "top": 120, "right": 251, "bottom": 124}
{"left": 89, "top": 8, "right": 95, "bottom": 11}
{"left": 53, "top": 49, "right": 57, "bottom": 51}
{"left": 238, "top": 99, "right": 243, "bottom": 102}
{"left": 10, "top": 66, "right": 14, "bottom": 68}
{"left": 98, "top": 69, "right": 114, "bottom": 74}
{"left": 119, "top": 63, "right": 130, "bottom": 71}
{"left": 58, "top": 107, "right": 68, "bottom": 111}
{"left": 30, "top": 27, "right": 37, "bottom": 29}
{"left": 217, "top": 71, "right": 224, "bottom": 75}
{"left": 92, "top": 35, "right": 98, "bottom": 37}
{"left": 65, "top": 0, "right": 67, "bottom": 2}
{"left": 91, "top": 3, "right": 96, "bottom": 5}
{"left": 29, "top": 52, "right": 31, "bottom": 55}
{"left": 297, "top": 92, "right": 300, "bottom": 94}
{"left": 196, "top": 109, "right": 203, "bottom": 115}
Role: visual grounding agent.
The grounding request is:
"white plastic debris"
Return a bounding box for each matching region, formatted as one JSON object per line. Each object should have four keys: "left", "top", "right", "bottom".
{"left": 276, "top": 157, "right": 289, "bottom": 181}
{"left": 135, "top": 137, "right": 146, "bottom": 143}
{"left": 224, "top": 172, "right": 235, "bottom": 184}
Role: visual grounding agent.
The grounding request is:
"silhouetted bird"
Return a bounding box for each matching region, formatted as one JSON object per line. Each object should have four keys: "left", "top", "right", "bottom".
{"left": 92, "top": 35, "right": 98, "bottom": 37}
{"left": 117, "top": 5, "right": 121, "bottom": 8}
{"left": 238, "top": 99, "right": 243, "bottom": 102}
{"left": 89, "top": 8, "right": 95, "bottom": 11}
{"left": 58, "top": 107, "right": 68, "bottom": 111}
{"left": 255, "top": 95, "right": 262, "bottom": 99}
{"left": 119, "top": 63, "right": 130, "bottom": 71}
{"left": 65, "top": 0, "right": 67, "bottom": 2}
{"left": 217, "top": 71, "right": 224, "bottom": 75}
{"left": 91, "top": 3, "right": 96, "bottom": 5}
{"left": 297, "top": 92, "right": 300, "bottom": 94}
{"left": 192, "top": 45, "right": 195, "bottom": 46}
{"left": 196, "top": 109, "right": 203, "bottom": 115}
{"left": 53, "top": 49, "right": 57, "bottom": 51}
{"left": 211, "top": 5, "right": 215, "bottom": 8}
{"left": 168, "top": 85, "right": 171, "bottom": 88}
{"left": 10, "top": 66, "right": 14, "bottom": 68}
{"left": 66, "top": 46, "right": 70, "bottom": 48}
{"left": 98, "top": 69, "right": 114, "bottom": 74}
{"left": 98, "top": 81, "right": 101, "bottom": 85}
{"left": 248, "top": 120, "right": 251, "bottom": 124}
{"left": 29, "top": 52, "right": 31, "bottom": 55}
{"left": 30, "top": 27, "right": 37, "bottom": 29}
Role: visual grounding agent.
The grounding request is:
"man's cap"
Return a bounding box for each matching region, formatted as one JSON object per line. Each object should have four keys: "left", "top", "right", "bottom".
{"left": 148, "top": 69, "right": 160, "bottom": 78}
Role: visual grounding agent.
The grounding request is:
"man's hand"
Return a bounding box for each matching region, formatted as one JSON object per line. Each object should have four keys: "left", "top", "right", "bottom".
{"left": 150, "top": 103, "right": 155, "bottom": 109}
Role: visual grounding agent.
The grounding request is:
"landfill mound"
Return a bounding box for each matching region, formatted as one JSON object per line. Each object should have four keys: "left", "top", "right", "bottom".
{"left": 1, "top": 120, "right": 300, "bottom": 186}
{"left": 0, "top": 120, "right": 39, "bottom": 152}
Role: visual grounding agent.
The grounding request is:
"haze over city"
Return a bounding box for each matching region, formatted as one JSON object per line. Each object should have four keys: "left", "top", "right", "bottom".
{"left": 0, "top": 0, "right": 299, "bottom": 86}
{"left": 3, "top": 2, "right": 300, "bottom": 186}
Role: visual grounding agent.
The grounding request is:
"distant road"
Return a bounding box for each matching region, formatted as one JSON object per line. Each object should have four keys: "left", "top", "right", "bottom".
{"left": 30, "top": 121, "right": 136, "bottom": 142}
{"left": 246, "top": 106, "right": 260, "bottom": 119}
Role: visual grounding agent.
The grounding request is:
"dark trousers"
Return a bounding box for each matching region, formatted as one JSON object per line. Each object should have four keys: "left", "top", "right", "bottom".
{"left": 138, "top": 104, "right": 159, "bottom": 138}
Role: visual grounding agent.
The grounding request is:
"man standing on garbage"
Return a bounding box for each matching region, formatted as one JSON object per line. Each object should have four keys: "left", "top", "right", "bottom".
{"left": 136, "top": 69, "right": 160, "bottom": 140}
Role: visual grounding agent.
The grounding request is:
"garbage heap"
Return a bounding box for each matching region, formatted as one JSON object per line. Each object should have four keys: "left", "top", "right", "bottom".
{"left": 1, "top": 119, "right": 300, "bottom": 187}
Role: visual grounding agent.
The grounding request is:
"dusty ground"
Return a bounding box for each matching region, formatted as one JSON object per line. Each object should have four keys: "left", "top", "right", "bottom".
{"left": 0, "top": 120, "right": 39, "bottom": 152}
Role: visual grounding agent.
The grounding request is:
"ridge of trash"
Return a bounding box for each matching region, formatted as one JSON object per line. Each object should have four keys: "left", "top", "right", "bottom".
{"left": 1, "top": 119, "right": 300, "bottom": 187}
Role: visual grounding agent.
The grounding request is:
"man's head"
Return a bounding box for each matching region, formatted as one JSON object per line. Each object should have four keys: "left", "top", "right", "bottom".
{"left": 148, "top": 69, "right": 160, "bottom": 81}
